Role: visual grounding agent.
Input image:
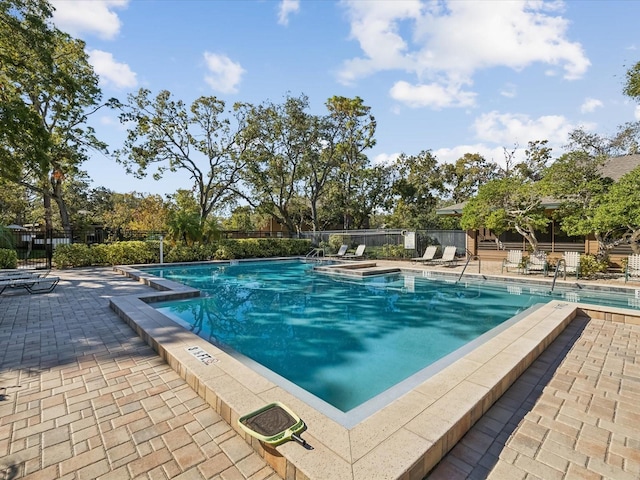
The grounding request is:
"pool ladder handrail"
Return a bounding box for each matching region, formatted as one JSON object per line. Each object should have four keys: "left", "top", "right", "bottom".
{"left": 550, "top": 258, "right": 566, "bottom": 292}
{"left": 456, "top": 255, "right": 481, "bottom": 282}
{"left": 305, "top": 248, "right": 324, "bottom": 261}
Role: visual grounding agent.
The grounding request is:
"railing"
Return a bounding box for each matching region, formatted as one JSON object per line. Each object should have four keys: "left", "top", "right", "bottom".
{"left": 550, "top": 258, "right": 566, "bottom": 292}
{"left": 305, "top": 248, "right": 324, "bottom": 260}
{"left": 457, "top": 255, "right": 481, "bottom": 283}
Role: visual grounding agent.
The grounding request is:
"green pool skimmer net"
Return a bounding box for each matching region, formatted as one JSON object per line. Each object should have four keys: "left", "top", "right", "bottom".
{"left": 238, "top": 402, "right": 313, "bottom": 450}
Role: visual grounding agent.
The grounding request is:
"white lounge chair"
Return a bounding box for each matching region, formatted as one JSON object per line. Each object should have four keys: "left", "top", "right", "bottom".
{"left": 411, "top": 245, "right": 438, "bottom": 263}
{"left": 525, "top": 252, "right": 548, "bottom": 276}
{"left": 344, "top": 244, "right": 366, "bottom": 260}
{"left": 326, "top": 245, "right": 348, "bottom": 258}
{"left": 432, "top": 246, "right": 458, "bottom": 267}
{"left": 501, "top": 250, "right": 523, "bottom": 274}
{"left": 625, "top": 254, "right": 640, "bottom": 283}
{"left": 563, "top": 252, "right": 581, "bottom": 279}
{"left": 0, "top": 276, "right": 59, "bottom": 295}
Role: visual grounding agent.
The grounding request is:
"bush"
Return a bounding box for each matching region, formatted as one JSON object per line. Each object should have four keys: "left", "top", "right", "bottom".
{"left": 327, "top": 234, "right": 345, "bottom": 253}
{"left": 0, "top": 248, "right": 18, "bottom": 269}
{"left": 105, "top": 241, "right": 159, "bottom": 265}
{"left": 165, "top": 244, "right": 215, "bottom": 263}
{"left": 52, "top": 244, "right": 93, "bottom": 268}
{"left": 579, "top": 254, "right": 609, "bottom": 278}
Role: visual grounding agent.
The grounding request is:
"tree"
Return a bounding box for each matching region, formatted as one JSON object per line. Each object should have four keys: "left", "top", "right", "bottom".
{"left": 349, "top": 164, "right": 393, "bottom": 229}
{"left": 461, "top": 177, "right": 549, "bottom": 252}
{"left": 324, "top": 96, "right": 376, "bottom": 230}
{"left": 1, "top": 0, "right": 111, "bottom": 232}
{"left": 387, "top": 151, "right": 445, "bottom": 229}
{"left": 540, "top": 150, "right": 613, "bottom": 258}
{"left": 116, "top": 89, "right": 246, "bottom": 226}
{"left": 442, "top": 153, "right": 499, "bottom": 203}
{"left": 623, "top": 60, "right": 640, "bottom": 103}
{"left": 236, "top": 94, "right": 316, "bottom": 233}
{"left": 592, "top": 166, "right": 640, "bottom": 254}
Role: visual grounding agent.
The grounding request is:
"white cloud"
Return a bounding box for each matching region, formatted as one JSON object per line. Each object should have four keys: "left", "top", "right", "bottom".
{"left": 89, "top": 49, "right": 137, "bottom": 89}
{"left": 635, "top": 105, "right": 640, "bottom": 121}
{"left": 203, "top": 52, "right": 245, "bottom": 94}
{"left": 50, "top": 0, "right": 128, "bottom": 40}
{"left": 339, "top": 0, "right": 590, "bottom": 109}
{"left": 372, "top": 152, "right": 400, "bottom": 166}
{"left": 500, "top": 83, "right": 517, "bottom": 98}
{"left": 389, "top": 80, "right": 476, "bottom": 109}
{"left": 434, "top": 144, "right": 508, "bottom": 166}
{"left": 472, "top": 111, "right": 574, "bottom": 146}
{"left": 278, "top": 0, "right": 300, "bottom": 26}
{"left": 580, "top": 97, "right": 603, "bottom": 113}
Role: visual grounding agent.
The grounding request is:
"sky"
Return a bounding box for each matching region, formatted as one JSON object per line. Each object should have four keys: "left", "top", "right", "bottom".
{"left": 48, "top": 0, "right": 640, "bottom": 197}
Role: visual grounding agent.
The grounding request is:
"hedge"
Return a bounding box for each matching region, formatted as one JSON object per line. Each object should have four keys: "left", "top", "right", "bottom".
{"left": 52, "top": 238, "right": 312, "bottom": 268}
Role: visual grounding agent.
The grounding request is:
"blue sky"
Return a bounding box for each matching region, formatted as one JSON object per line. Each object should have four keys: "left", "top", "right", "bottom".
{"left": 49, "top": 0, "right": 640, "bottom": 197}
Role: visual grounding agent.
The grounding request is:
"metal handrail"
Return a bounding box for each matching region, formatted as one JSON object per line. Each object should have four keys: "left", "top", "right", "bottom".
{"left": 457, "top": 255, "right": 481, "bottom": 283}
{"left": 305, "top": 248, "right": 324, "bottom": 260}
{"left": 550, "top": 258, "right": 566, "bottom": 292}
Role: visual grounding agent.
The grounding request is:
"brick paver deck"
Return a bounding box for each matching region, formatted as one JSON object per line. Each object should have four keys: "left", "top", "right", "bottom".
{"left": 428, "top": 315, "right": 640, "bottom": 479}
{"left": 0, "top": 268, "right": 278, "bottom": 480}
{"left": 1, "top": 265, "right": 639, "bottom": 479}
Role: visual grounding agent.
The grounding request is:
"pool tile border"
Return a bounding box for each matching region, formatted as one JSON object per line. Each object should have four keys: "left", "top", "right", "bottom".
{"left": 110, "top": 262, "right": 640, "bottom": 480}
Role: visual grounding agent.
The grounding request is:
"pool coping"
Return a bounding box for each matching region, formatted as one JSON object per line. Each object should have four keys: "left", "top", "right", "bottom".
{"left": 109, "top": 260, "right": 640, "bottom": 480}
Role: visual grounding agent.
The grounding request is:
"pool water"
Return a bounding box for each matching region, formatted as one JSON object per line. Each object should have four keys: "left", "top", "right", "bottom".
{"left": 144, "top": 260, "right": 638, "bottom": 412}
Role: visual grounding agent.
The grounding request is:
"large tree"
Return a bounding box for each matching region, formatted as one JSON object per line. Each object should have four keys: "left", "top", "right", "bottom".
{"left": 116, "top": 89, "right": 246, "bottom": 226}
{"left": 442, "top": 152, "right": 499, "bottom": 203}
{"left": 461, "top": 176, "right": 549, "bottom": 253}
{"left": 387, "top": 150, "right": 445, "bottom": 229}
{"left": 623, "top": 60, "right": 640, "bottom": 103}
{"left": 592, "top": 166, "right": 640, "bottom": 254}
{"left": 1, "top": 0, "right": 110, "bottom": 232}
{"left": 324, "top": 96, "right": 376, "bottom": 230}
{"left": 235, "top": 94, "right": 317, "bottom": 233}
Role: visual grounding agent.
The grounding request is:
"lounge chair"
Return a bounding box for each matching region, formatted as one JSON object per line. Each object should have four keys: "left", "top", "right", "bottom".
{"left": 326, "top": 245, "right": 348, "bottom": 258}
{"left": 432, "top": 246, "right": 458, "bottom": 267}
{"left": 501, "top": 250, "right": 523, "bottom": 274}
{"left": 344, "top": 244, "right": 366, "bottom": 260}
{"left": 525, "top": 252, "right": 548, "bottom": 276}
{"left": 625, "top": 254, "right": 640, "bottom": 283}
{"left": 563, "top": 252, "right": 581, "bottom": 279}
{"left": 411, "top": 245, "right": 438, "bottom": 263}
{"left": 0, "top": 270, "right": 50, "bottom": 281}
{"left": 0, "top": 276, "right": 59, "bottom": 295}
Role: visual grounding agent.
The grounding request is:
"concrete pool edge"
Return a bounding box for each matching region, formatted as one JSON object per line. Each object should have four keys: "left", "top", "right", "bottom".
{"left": 109, "top": 263, "right": 640, "bottom": 480}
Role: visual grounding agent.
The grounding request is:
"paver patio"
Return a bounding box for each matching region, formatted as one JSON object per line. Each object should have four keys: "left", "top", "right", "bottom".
{"left": 0, "top": 268, "right": 278, "bottom": 480}
{"left": 1, "top": 264, "right": 639, "bottom": 479}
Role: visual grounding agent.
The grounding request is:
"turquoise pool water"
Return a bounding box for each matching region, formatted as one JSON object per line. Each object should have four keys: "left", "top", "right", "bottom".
{"left": 143, "top": 260, "right": 639, "bottom": 412}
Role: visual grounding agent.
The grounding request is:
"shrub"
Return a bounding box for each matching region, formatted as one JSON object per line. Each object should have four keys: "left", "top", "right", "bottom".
{"left": 165, "top": 243, "right": 215, "bottom": 263}
{"left": 579, "top": 254, "right": 609, "bottom": 278}
{"left": 52, "top": 244, "right": 93, "bottom": 268}
{"left": 327, "top": 234, "right": 345, "bottom": 253}
{"left": 105, "top": 241, "right": 159, "bottom": 265}
{"left": 0, "top": 248, "right": 18, "bottom": 269}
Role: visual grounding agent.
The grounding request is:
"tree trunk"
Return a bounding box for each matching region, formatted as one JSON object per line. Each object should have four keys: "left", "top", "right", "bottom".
{"left": 52, "top": 177, "right": 71, "bottom": 232}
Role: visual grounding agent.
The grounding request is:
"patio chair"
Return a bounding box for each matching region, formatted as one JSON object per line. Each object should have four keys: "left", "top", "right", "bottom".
{"left": 432, "top": 246, "right": 458, "bottom": 267}
{"left": 625, "top": 254, "right": 640, "bottom": 283}
{"left": 326, "top": 244, "right": 348, "bottom": 258}
{"left": 0, "top": 276, "right": 59, "bottom": 295}
{"left": 343, "top": 244, "right": 366, "bottom": 260}
{"left": 501, "top": 250, "right": 524, "bottom": 274}
{"left": 525, "top": 251, "right": 548, "bottom": 276}
{"left": 563, "top": 252, "right": 581, "bottom": 279}
{"left": 411, "top": 245, "right": 438, "bottom": 263}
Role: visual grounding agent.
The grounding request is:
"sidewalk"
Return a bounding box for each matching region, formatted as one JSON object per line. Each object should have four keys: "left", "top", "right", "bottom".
{"left": 0, "top": 268, "right": 278, "bottom": 480}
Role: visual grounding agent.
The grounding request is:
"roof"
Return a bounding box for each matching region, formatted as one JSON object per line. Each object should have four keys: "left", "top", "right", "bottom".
{"left": 601, "top": 153, "right": 640, "bottom": 181}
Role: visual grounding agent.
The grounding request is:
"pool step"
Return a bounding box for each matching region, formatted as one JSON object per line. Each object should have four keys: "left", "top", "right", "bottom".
{"left": 314, "top": 262, "right": 401, "bottom": 277}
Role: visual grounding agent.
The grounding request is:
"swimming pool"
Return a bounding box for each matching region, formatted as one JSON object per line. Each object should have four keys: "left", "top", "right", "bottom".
{"left": 142, "top": 260, "right": 639, "bottom": 414}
